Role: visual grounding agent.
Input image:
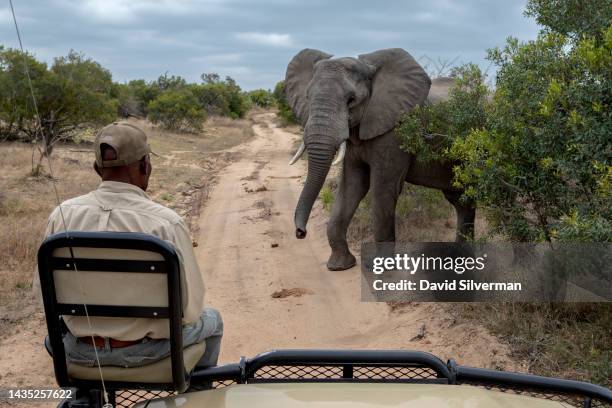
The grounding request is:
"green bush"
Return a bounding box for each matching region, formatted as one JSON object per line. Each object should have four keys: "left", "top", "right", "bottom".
{"left": 192, "top": 74, "right": 249, "bottom": 118}
{"left": 450, "top": 27, "right": 611, "bottom": 242}
{"left": 147, "top": 89, "right": 206, "bottom": 132}
{"left": 0, "top": 48, "right": 116, "bottom": 157}
{"left": 224, "top": 76, "right": 249, "bottom": 118}
{"left": 248, "top": 89, "right": 274, "bottom": 108}
{"left": 191, "top": 82, "right": 231, "bottom": 116}
{"left": 525, "top": 0, "right": 612, "bottom": 41}
{"left": 126, "top": 79, "right": 160, "bottom": 115}
{"left": 273, "top": 80, "right": 297, "bottom": 125}
{"left": 397, "top": 64, "right": 489, "bottom": 164}
{"left": 113, "top": 83, "right": 143, "bottom": 117}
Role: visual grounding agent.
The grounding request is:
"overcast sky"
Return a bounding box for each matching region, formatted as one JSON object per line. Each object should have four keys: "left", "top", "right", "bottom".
{"left": 1, "top": 0, "right": 540, "bottom": 90}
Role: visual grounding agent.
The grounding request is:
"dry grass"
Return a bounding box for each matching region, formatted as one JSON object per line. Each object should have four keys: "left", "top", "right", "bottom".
{"left": 344, "top": 184, "right": 465, "bottom": 244}
{"left": 456, "top": 303, "right": 611, "bottom": 386}
{"left": 321, "top": 178, "right": 610, "bottom": 386}
{"left": 0, "top": 116, "right": 253, "bottom": 329}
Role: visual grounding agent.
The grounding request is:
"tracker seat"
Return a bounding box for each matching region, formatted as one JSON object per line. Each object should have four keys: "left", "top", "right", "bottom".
{"left": 38, "top": 231, "right": 203, "bottom": 394}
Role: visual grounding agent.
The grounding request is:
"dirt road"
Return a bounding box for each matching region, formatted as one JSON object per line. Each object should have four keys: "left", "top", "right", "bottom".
{"left": 197, "top": 112, "right": 520, "bottom": 370}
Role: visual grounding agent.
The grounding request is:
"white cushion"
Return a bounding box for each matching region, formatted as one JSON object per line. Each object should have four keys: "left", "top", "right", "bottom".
{"left": 67, "top": 341, "right": 206, "bottom": 383}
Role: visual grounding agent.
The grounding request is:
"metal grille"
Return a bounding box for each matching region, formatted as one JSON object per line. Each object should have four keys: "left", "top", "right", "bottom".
{"left": 213, "top": 379, "right": 237, "bottom": 388}
{"left": 593, "top": 399, "right": 612, "bottom": 408}
{"left": 353, "top": 366, "right": 437, "bottom": 380}
{"left": 254, "top": 365, "right": 344, "bottom": 380}
{"left": 115, "top": 390, "right": 174, "bottom": 408}
{"left": 114, "top": 380, "right": 236, "bottom": 408}
{"left": 252, "top": 364, "right": 439, "bottom": 381}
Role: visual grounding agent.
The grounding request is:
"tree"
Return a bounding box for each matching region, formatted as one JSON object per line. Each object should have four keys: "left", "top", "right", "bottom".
{"left": 155, "top": 73, "right": 187, "bottom": 91}
{"left": 192, "top": 74, "right": 249, "bottom": 119}
{"left": 397, "top": 64, "right": 489, "bottom": 164}
{"left": 0, "top": 48, "right": 117, "bottom": 172}
{"left": 223, "top": 76, "right": 249, "bottom": 118}
{"left": 147, "top": 88, "right": 205, "bottom": 132}
{"left": 113, "top": 83, "right": 142, "bottom": 118}
{"left": 0, "top": 46, "right": 47, "bottom": 142}
{"left": 525, "top": 0, "right": 612, "bottom": 42}
{"left": 272, "top": 80, "right": 297, "bottom": 125}
{"left": 192, "top": 82, "right": 231, "bottom": 116}
{"left": 248, "top": 89, "right": 274, "bottom": 108}
{"left": 450, "top": 27, "right": 611, "bottom": 242}
{"left": 113, "top": 79, "right": 161, "bottom": 117}
{"left": 200, "top": 72, "right": 220, "bottom": 84}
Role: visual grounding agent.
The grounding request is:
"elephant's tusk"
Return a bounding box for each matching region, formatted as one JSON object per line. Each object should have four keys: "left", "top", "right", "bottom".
{"left": 289, "top": 141, "right": 306, "bottom": 165}
{"left": 332, "top": 141, "right": 346, "bottom": 166}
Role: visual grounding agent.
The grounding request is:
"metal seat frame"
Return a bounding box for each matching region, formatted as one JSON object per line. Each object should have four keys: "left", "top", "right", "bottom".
{"left": 38, "top": 231, "right": 190, "bottom": 404}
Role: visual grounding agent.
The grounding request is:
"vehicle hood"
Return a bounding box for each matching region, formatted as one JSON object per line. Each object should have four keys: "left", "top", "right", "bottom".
{"left": 134, "top": 383, "right": 570, "bottom": 407}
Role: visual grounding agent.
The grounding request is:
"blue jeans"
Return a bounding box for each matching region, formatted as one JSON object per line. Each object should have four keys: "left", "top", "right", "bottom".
{"left": 61, "top": 308, "right": 223, "bottom": 369}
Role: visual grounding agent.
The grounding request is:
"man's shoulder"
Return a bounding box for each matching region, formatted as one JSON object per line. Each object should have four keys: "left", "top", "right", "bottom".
{"left": 56, "top": 190, "right": 183, "bottom": 225}
{"left": 60, "top": 191, "right": 97, "bottom": 207}
{"left": 136, "top": 199, "right": 183, "bottom": 225}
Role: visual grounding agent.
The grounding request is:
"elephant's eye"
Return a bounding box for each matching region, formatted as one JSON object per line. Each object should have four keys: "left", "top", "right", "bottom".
{"left": 348, "top": 96, "right": 356, "bottom": 106}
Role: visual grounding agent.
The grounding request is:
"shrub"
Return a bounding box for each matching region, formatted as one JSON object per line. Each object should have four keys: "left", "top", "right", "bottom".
{"left": 248, "top": 89, "right": 274, "bottom": 108}
{"left": 113, "top": 83, "right": 143, "bottom": 118}
{"left": 525, "top": 0, "right": 612, "bottom": 41}
{"left": 450, "top": 27, "right": 611, "bottom": 242}
{"left": 397, "top": 64, "right": 489, "bottom": 164}
{"left": 147, "top": 89, "right": 206, "bottom": 132}
{"left": 273, "top": 80, "right": 297, "bottom": 125}
{"left": 192, "top": 74, "right": 249, "bottom": 119}
{"left": 192, "top": 82, "right": 231, "bottom": 116}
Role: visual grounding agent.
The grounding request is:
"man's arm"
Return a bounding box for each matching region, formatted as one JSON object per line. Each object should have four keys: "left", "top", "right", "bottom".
{"left": 171, "top": 220, "right": 206, "bottom": 324}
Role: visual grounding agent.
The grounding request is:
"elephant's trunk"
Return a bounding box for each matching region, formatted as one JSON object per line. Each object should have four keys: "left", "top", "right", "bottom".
{"left": 294, "top": 142, "right": 336, "bottom": 238}
{"left": 294, "top": 100, "right": 348, "bottom": 239}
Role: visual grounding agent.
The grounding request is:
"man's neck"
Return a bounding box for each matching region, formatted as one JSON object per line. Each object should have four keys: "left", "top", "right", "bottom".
{"left": 102, "top": 176, "right": 143, "bottom": 190}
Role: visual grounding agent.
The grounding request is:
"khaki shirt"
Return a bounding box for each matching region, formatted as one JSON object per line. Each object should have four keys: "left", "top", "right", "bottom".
{"left": 37, "top": 181, "right": 205, "bottom": 340}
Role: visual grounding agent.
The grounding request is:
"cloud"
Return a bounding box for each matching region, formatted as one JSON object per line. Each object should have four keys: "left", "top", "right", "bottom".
{"left": 235, "top": 32, "right": 293, "bottom": 48}
{"left": 0, "top": 7, "right": 10, "bottom": 24}
{"left": 73, "top": 0, "right": 227, "bottom": 23}
{"left": 206, "top": 53, "right": 244, "bottom": 63}
{"left": 0, "top": 0, "right": 540, "bottom": 90}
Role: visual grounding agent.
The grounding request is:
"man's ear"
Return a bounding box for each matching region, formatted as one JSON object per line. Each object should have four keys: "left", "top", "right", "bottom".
{"left": 139, "top": 159, "right": 148, "bottom": 175}
{"left": 94, "top": 162, "right": 102, "bottom": 177}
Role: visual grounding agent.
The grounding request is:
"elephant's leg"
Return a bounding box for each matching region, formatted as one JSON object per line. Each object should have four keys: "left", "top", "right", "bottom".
{"left": 443, "top": 190, "right": 475, "bottom": 242}
{"left": 327, "top": 160, "right": 370, "bottom": 271}
{"left": 365, "top": 132, "right": 412, "bottom": 246}
{"left": 370, "top": 165, "right": 409, "bottom": 245}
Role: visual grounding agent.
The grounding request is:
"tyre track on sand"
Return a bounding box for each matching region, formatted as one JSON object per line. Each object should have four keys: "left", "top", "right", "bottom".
{"left": 196, "top": 112, "right": 522, "bottom": 371}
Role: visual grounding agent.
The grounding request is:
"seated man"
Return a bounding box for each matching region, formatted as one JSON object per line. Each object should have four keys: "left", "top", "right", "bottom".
{"left": 37, "top": 121, "right": 222, "bottom": 369}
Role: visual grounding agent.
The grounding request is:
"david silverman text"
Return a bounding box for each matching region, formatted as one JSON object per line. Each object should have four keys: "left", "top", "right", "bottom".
{"left": 372, "top": 279, "right": 523, "bottom": 291}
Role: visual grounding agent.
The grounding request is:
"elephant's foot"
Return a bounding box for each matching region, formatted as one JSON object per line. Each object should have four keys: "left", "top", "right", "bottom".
{"left": 327, "top": 250, "right": 356, "bottom": 271}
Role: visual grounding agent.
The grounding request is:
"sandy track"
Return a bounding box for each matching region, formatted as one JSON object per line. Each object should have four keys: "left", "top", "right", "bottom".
{"left": 197, "top": 112, "right": 521, "bottom": 370}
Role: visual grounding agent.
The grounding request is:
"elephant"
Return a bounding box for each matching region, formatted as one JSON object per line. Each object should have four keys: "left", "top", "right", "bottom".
{"left": 285, "top": 48, "right": 475, "bottom": 271}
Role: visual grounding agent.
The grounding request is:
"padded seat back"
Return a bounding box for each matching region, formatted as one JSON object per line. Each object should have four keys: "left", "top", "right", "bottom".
{"left": 38, "top": 231, "right": 192, "bottom": 393}
{"left": 53, "top": 247, "right": 169, "bottom": 308}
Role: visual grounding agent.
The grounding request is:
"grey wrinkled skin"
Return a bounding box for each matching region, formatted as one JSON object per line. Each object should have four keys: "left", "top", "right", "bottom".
{"left": 285, "top": 48, "right": 475, "bottom": 271}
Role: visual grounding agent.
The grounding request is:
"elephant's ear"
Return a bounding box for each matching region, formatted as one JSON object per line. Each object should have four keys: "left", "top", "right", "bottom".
{"left": 285, "top": 49, "right": 333, "bottom": 126}
{"left": 357, "top": 48, "right": 431, "bottom": 140}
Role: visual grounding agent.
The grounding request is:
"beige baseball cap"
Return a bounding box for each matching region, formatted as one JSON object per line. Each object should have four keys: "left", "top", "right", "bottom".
{"left": 94, "top": 122, "right": 152, "bottom": 168}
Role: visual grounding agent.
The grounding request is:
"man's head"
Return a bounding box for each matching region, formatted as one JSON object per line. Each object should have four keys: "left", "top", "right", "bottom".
{"left": 93, "top": 122, "right": 153, "bottom": 191}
